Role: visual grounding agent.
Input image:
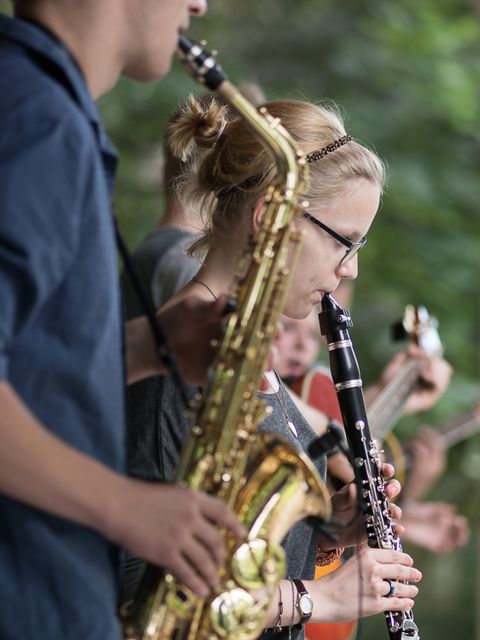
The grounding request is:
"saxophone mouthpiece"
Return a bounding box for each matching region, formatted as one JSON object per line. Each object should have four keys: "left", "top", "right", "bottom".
{"left": 176, "top": 34, "right": 227, "bottom": 90}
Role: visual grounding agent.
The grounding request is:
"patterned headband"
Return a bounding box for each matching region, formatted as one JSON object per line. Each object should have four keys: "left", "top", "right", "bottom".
{"left": 306, "top": 134, "right": 353, "bottom": 163}
{"left": 218, "top": 134, "right": 353, "bottom": 198}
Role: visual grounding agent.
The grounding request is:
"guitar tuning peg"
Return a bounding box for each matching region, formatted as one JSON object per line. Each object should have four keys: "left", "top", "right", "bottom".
{"left": 200, "top": 39, "right": 207, "bottom": 47}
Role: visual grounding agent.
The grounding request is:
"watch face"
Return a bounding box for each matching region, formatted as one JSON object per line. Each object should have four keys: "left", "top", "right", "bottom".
{"left": 299, "top": 593, "right": 314, "bottom": 615}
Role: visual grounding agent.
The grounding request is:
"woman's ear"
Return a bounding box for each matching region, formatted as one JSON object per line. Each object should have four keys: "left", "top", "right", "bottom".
{"left": 251, "top": 195, "right": 304, "bottom": 234}
{"left": 251, "top": 196, "right": 267, "bottom": 233}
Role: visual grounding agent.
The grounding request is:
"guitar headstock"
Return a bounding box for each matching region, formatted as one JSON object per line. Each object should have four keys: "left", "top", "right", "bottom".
{"left": 392, "top": 304, "right": 444, "bottom": 356}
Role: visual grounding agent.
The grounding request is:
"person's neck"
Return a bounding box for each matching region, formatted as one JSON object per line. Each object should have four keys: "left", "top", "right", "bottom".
{"left": 16, "top": 3, "right": 123, "bottom": 99}
{"left": 192, "top": 245, "right": 242, "bottom": 301}
{"left": 160, "top": 198, "right": 203, "bottom": 234}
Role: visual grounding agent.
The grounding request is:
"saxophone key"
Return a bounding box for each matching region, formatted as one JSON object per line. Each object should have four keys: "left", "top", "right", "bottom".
{"left": 231, "top": 538, "right": 286, "bottom": 591}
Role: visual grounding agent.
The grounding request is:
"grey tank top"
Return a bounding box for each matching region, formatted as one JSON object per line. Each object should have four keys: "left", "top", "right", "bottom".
{"left": 123, "top": 374, "right": 328, "bottom": 640}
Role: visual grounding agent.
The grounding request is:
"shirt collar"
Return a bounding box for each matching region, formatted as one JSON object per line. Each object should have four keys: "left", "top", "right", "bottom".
{"left": 0, "top": 14, "right": 117, "bottom": 161}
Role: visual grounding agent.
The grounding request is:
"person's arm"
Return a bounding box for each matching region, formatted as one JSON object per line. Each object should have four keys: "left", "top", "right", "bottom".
{"left": 263, "top": 547, "right": 421, "bottom": 627}
{"left": 400, "top": 502, "right": 470, "bottom": 553}
{"left": 0, "top": 381, "right": 245, "bottom": 596}
{"left": 125, "top": 294, "right": 229, "bottom": 385}
{"left": 401, "top": 426, "right": 446, "bottom": 502}
{"left": 285, "top": 386, "right": 355, "bottom": 486}
{"left": 285, "top": 386, "right": 329, "bottom": 435}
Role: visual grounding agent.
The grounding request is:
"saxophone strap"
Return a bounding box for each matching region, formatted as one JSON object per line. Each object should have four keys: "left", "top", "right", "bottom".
{"left": 112, "top": 206, "right": 190, "bottom": 406}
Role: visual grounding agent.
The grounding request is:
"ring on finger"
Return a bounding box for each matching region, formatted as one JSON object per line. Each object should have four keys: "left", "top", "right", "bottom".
{"left": 384, "top": 579, "right": 397, "bottom": 598}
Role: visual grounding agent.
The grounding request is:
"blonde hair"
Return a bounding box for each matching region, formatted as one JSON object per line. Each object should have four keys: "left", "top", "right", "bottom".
{"left": 167, "top": 97, "right": 386, "bottom": 257}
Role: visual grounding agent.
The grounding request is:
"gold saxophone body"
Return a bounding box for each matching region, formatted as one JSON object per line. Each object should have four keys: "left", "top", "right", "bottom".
{"left": 121, "top": 35, "right": 331, "bottom": 640}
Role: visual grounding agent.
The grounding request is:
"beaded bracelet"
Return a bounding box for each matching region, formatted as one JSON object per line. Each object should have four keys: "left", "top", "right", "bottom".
{"left": 316, "top": 545, "right": 345, "bottom": 566}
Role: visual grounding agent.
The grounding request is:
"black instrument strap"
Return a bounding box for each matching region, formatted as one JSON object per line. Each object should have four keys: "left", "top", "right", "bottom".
{"left": 113, "top": 209, "right": 189, "bottom": 406}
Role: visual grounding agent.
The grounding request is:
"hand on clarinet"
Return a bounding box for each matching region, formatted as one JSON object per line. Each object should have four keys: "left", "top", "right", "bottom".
{"left": 318, "top": 462, "right": 403, "bottom": 550}
{"left": 311, "top": 546, "right": 422, "bottom": 622}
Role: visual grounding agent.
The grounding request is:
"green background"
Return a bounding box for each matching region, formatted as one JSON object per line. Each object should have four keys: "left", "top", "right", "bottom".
{"left": 2, "top": 1, "right": 479, "bottom": 637}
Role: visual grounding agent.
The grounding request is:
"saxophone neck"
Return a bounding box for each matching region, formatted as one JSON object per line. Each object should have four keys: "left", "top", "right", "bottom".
{"left": 177, "top": 34, "right": 307, "bottom": 198}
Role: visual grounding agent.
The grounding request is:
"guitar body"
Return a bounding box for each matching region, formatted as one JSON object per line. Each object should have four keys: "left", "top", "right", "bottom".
{"left": 290, "top": 369, "right": 357, "bottom": 640}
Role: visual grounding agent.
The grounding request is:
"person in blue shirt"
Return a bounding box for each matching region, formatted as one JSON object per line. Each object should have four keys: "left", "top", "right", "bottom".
{"left": 0, "top": 2, "right": 245, "bottom": 639}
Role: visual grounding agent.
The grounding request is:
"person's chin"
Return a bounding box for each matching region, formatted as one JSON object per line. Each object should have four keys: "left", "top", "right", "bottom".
{"left": 287, "top": 363, "right": 307, "bottom": 379}
{"left": 123, "top": 58, "right": 172, "bottom": 83}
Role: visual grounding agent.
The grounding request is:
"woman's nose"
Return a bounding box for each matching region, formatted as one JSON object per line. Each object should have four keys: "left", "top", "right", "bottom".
{"left": 189, "top": 0, "right": 208, "bottom": 17}
{"left": 337, "top": 254, "right": 358, "bottom": 280}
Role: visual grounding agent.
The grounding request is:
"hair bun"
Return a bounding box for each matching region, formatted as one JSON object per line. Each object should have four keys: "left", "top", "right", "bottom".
{"left": 167, "top": 94, "right": 228, "bottom": 163}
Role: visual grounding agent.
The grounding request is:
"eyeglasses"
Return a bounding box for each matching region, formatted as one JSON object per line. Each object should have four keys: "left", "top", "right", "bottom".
{"left": 304, "top": 212, "right": 367, "bottom": 266}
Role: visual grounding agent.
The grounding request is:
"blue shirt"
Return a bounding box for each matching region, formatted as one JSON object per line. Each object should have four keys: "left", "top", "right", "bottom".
{"left": 0, "top": 15, "right": 125, "bottom": 640}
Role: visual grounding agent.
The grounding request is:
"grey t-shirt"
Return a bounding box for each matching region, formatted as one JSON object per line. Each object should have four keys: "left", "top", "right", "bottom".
{"left": 124, "top": 374, "right": 327, "bottom": 640}
{"left": 122, "top": 227, "right": 199, "bottom": 320}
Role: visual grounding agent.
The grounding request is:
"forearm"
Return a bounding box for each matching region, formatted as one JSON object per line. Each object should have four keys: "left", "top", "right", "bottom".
{"left": 0, "top": 381, "right": 125, "bottom": 535}
{"left": 400, "top": 475, "right": 433, "bottom": 503}
{"left": 286, "top": 387, "right": 329, "bottom": 435}
{"left": 125, "top": 315, "right": 165, "bottom": 384}
{"left": 264, "top": 578, "right": 339, "bottom": 628}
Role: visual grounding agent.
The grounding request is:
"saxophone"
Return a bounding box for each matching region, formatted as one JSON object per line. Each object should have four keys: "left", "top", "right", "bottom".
{"left": 318, "top": 293, "right": 420, "bottom": 640}
{"left": 121, "top": 36, "right": 331, "bottom": 640}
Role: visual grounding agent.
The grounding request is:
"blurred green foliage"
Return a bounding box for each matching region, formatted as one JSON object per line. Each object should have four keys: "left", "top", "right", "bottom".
{"left": 101, "top": 0, "right": 479, "bottom": 383}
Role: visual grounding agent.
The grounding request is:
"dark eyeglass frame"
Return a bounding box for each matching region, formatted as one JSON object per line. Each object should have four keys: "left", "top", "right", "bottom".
{"left": 304, "top": 212, "right": 367, "bottom": 266}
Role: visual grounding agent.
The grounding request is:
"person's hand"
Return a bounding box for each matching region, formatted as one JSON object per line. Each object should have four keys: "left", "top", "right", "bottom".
{"left": 365, "top": 346, "right": 452, "bottom": 415}
{"left": 126, "top": 294, "right": 233, "bottom": 385}
{"left": 401, "top": 501, "right": 470, "bottom": 553}
{"left": 157, "top": 294, "right": 231, "bottom": 386}
{"left": 103, "top": 480, "right": 246, "bottom": 597}
{"left": 319, "top": 462, "right": 403, "bottom": 549}
{"left": 312, "top": 546, "right": 421, "bottom": 622}
{"left": 402, "top": 346, "right": 452, "bottom": 414}
{"left": 401, "top": 427, "right": 446, "bottom": 502}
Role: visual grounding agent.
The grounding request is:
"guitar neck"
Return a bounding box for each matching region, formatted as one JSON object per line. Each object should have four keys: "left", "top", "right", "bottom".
{"left": 438, "top": 408, "right": 480, "bottom": 448}
{"left": 367, "top": 358, "right": 421, "bottom": 442}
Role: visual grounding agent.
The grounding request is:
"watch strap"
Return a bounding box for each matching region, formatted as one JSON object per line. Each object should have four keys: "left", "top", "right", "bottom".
{"left": 292, "top": 578, "right": 312, "bottom": 625}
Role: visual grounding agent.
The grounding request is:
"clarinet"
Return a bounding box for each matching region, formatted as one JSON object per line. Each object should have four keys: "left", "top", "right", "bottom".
{"left": 318, "top": 293, "right": 420, "bottom": 640}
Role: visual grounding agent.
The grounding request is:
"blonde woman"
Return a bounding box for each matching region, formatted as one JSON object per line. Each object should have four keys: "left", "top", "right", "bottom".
{"left": 126, "top": 97, "right": 422, "bottom": 639}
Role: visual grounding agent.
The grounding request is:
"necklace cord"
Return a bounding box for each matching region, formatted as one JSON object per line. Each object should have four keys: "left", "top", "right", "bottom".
{"left": 191, "top": 275, "right": 218, "bottom": 301}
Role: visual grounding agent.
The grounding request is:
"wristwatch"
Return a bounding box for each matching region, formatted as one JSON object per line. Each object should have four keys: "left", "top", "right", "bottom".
{"left": 293, "top": 579, "right": 314, "bottom": 624}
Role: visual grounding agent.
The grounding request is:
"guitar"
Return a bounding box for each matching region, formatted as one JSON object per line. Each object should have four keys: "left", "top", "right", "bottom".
{"left": 367, "top": 304, "right": 444, "bottom": 443}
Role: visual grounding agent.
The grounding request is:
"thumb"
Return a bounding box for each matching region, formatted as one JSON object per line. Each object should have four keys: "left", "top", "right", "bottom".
{"left": 348, "top": 481, "right": 358, "bottom": 502}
